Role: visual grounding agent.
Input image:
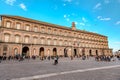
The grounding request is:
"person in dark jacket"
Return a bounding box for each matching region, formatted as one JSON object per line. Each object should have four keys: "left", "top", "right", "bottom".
{"left": 54, "top": 55, "right": 59, "bottom": 65}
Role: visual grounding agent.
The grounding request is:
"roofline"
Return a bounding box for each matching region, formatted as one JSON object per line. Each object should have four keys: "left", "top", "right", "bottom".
{"left": 1, "top": 15, "right": 107, "bottom": 37}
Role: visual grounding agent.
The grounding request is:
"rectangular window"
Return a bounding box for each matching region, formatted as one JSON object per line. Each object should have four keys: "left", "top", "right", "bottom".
{"left": 41, "top": 39, "right": 44, "bottom": 44}
{"left": 54, "top": 40, "right": 56, "bottom": 45}
{"left": 25, "top": 37, "right": 29, "bottom": 43}
{"left": 59, "top": 41, "right": 62, "bottom": 46}
{"left": 34, "top": 27, "right": 37, "bottom": 32}
{"left": 16, "top": 24, "right": 21, "bottom": 29}
{"left": 15, "top": 36, "right": 20, "bottom": 43}
{"left": 33, "top": 38, "right": 37, "bottom": 44}
{"left": 48, "top": 40, "right": 50, "bottom": 45}
{"left": 26, "top": 25, "right": 30, "bottom": 31}
{"left": 6, "top": 22, "right": 11, "bottom": 28}
{"left": 5, "top": 34, "right": 10, "bottom": 42}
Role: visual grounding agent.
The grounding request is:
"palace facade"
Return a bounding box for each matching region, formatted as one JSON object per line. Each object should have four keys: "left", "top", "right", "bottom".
{"left": 0, "top": 15, "right": 112, "bottom": 58}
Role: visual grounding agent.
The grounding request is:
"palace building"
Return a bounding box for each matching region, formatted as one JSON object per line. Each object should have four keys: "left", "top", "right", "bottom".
{"left": 0, "top": 15, "right": 112, "bottom": 58}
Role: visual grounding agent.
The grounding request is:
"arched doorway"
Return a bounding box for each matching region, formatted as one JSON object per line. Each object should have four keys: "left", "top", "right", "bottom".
{"left": 74, "top": 49, "right": 77, "bottom": 57}
{"left": 89, "top": 50, "right": 92, "bottom": 56}
{"left": 64, "top": 48, "right": 68, "bottom": 57}
{"left": 53, "top": 48, "right": 57, "bottom": 56}
{"left": 96, "top": 50, "right": 98, "bottom": 56}
{"left": 14, "top": 48, "right": 18, "bottom": 55}
{"left": 22, "top": 46, "right": 29, "bottom": 57}
{"left": 39, "top": 47, "right": 44, "bottom": 60}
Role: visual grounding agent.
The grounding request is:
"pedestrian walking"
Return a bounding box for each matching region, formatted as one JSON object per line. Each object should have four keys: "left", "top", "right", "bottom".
{"left": 53, "top": 55, "right": 59, "bottom": 65}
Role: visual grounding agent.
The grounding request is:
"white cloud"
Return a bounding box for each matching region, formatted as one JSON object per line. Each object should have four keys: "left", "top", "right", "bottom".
{"left": 19, "top": 3, "right": 27, "bottom": 11}
{"left": 104, "top": 0, "right": 110, "bottom": 4}
{"left": 79, "top": 23, "right": 85, "bottom": 26}
{"left": 116, "top": 21, "right": 120, "bottom": 25}
{"left": 5, "top": 0, "right": 16, "bottom": 6}
{"left": 66, "top": 18, "right": 70, "bottom": 21}
{"left": 82, "top": 17, "right": 87, "bottom": 22}
{"left": 63, "top": 3, "right": 66, "bottom": 6}
{"left": 63, "top": 14, "right": 70, "bottom": 22}
{"left": 94, "top": 3, "right": 101, "bottom": 9}
{"left": 64, "top": 15, "right": 67, "bottom": 18}
{"left": 63, "top": 0, "right": 72, "bottom": 2}
{"left": 75, "top": 21, "right": 78, "bottom": 25}
{"left": 97, "top": 16, "right": 111, "bottom": 21}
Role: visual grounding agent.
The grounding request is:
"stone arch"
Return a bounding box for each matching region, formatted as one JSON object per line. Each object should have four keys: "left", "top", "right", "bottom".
{"left": 74, "top": 48, "right": 77, "bottom": 57}
{"left": 39, "top": 47, "right": 44, "bottom": 60}
{"left": 89, "top": 49, "right": 92, "bottom": 56}
{"left": 53, "top": 48, "right": 57, "bottom": 56}
{"left": 96, "top": 50, "right": 98, "bottom": 56}
{"left": 22, "top": 46, "right": 29, "bottom": 57}
{"left": 64, "top": 48, "right": 68, "bottom": 57}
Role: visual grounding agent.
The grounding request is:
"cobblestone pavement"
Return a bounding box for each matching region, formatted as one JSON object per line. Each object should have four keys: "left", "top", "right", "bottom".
{"left": 0, "top": 57, "right": 120, "bottom": 80}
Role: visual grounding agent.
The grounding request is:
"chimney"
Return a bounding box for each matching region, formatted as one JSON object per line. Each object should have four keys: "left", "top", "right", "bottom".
{"left": 71, "top": 22, "right": 76, "bottom": 30}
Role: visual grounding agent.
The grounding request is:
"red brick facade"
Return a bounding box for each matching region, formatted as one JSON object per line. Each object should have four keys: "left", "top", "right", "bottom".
{"left": 0, "top": 15, "right": 113, "bottom": 57}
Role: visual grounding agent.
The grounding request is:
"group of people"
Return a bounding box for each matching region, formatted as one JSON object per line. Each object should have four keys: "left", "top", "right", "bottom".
{"left": 0, "top": 54, "right": 59, "bottom": 65}
{"left": 0, "top": 54, "right": 120, "bottom": 64}
{"left": 95, "top": 55, "right": 120, "bottom": 62}
{"left": 95, "top": 55, "right": 112, "bottom": 62}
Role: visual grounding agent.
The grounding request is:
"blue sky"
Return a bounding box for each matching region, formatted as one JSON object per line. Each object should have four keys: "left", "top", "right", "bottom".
{"left": 0, "top": 0, "right": 120, "bottom": 52}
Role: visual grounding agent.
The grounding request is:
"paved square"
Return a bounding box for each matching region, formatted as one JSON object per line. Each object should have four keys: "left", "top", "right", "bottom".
{"left": 0, "top": 57, "right": 120, "bottom": 80}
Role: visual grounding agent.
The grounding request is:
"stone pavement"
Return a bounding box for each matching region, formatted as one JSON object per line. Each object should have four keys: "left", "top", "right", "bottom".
{"left": 0, "top": 57, "right": 120, "bottom": 80}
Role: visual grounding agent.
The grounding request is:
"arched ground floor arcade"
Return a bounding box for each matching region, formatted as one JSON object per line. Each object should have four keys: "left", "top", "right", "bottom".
{"left": 0, "top": 43, "right": 113, "bottom": 57}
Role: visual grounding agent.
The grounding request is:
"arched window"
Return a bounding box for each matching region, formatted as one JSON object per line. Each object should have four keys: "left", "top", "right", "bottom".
{"left": 15, "top": 35, "right": 20, "bottom": 43}
{"left": 6, "top": 21, "right": 11, "bottom": 28}
{"left": 4, "top": 33, "right": 10, "bottom": 42}
{"left": 41, "top": 27, "right": 45, "bottom": 33}
{"left": 25, "top": 36, "right": 29, "bottom": 43}
{"left": 16, "top": 23, "right": 21, "bottom": 29}
{"left": 48, "top": 28, "right": 51, "bottom": 34}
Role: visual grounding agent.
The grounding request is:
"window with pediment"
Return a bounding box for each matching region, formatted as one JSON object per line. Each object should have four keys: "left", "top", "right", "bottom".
{"left": 15, "top": 35, "right": 20, "bottom": 43}
{"left": 33, "top": 37, "right": 37, "bottom": 44}
{"left": 26, "top": 25, "right": 30, "bottom": 31}
{"left": 6, "top": 21, "right": 11, "bottom": 28}
{"left": 16, "top": 23, "right": 21, "bottom": 29}
{"left": 4, "top": 33, "right": 10, "bottom": 42}
{"left": 59, "top": 40, "right": 62, "bottom": 46}
{"left": 47, "top": 39, "right": 51, "bottom": 45}
{"left": 64, "top": 40, "right": 67, "bottom": 46}
{"left": 25, "top": 36, "right": 29, "bottom": 43}
{"left": 34, "top": 26, "right": 38, "bottom": 32}
{"left": 54, "top": 39, "right": 57, "bottom": 45}
{"left": 41, "top": 27, "right": 45, "bottom": 33}
{"left": 41, "top": 38, "right": 45, "bottom": 44}
{"left": 48, "top": 28, "right": 51, "bottom": 34}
